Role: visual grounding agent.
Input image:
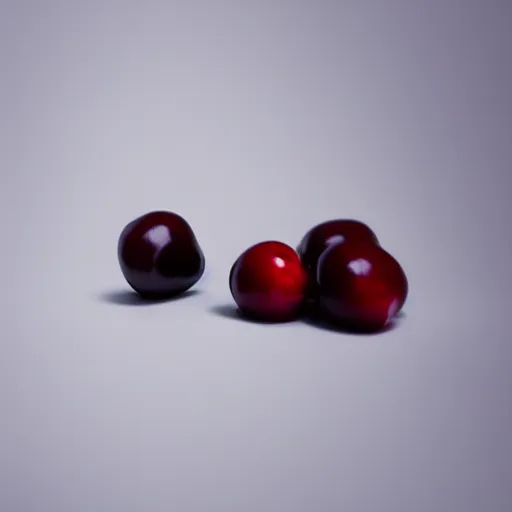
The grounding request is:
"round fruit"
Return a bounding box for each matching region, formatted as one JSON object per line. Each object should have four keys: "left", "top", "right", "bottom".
{"left": 229, "top": 241, "right": 308, "bottom": 322}
{"left": 297, "top": 219, "right": 379, "bottom": 282}
{"left": 316, "top": 241, "right": 408, "bottom": 332}
{"left": 117, "top": 211, "right": 205, "bottom": 298}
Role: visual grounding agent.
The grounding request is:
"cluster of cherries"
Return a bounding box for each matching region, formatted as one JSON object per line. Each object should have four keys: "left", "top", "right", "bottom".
{"left": 118, "top": 211, "right": 408, "bottom": 333}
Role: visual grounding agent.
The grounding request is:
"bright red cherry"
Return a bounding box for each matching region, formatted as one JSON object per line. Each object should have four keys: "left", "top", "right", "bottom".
{"left": 316, "top": 241, "right": 408, "bottom": 332}
{"left": 118, "top": 211, "right": 205, "bottom": 298}
{"left": 229, "top": 241, "right": 308, "bottom": 322}
{"left": 297, "top": 219, "right": 379, "bottom": 283}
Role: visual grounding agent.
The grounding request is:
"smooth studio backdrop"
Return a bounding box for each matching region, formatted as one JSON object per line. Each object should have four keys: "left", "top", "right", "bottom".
{"left": 1, "top": 1, "right": 511, "bottom": 511}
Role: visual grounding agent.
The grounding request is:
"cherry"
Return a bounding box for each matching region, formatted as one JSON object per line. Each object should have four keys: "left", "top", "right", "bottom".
{"left": 229, "top": 241, "right": 308, "bottom": 322}
{"left": 316, "top": 241, "right": 408, "bottom": 332}
{"left": 117, "top": 211, "right": 205, "bottom": 298}
{"left": 297, "top": 219, "right": 379, "bottom": 282}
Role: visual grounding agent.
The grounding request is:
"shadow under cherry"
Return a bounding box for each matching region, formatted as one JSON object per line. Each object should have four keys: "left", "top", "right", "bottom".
{"left": 209, "top": 302, "right": 405, "bottom": 334}
{"left": 300, "top": 307, "right": 404, "bottom": 336}
{"left": 97, "top": 289, "right": 201, "bottom": 306}
{"left": 208, "top": 304, "right": 296, "bottom": 325}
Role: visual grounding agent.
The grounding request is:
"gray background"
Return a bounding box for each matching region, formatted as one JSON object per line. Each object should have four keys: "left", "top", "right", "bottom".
{"left": 1, "top": 1, "right": 511, "bottom": 511}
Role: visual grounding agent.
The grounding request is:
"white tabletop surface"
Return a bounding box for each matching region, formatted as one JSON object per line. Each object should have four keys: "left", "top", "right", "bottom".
{"left": 1, "top": 1, "right": 511, "bottom": 511}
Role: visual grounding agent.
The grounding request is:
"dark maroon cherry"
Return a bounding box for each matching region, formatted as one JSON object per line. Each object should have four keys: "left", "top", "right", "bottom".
{"left": 297, "top": 219, "right": 379, "bottom": 283}
{"left": 229, "top": 241, "right": 308, "bottom": 322}
{"left": 316, "top": 241, "right": 408, "bottom": 332}
{"left": 117, "top": 211, "right": 205, "bottom": 298}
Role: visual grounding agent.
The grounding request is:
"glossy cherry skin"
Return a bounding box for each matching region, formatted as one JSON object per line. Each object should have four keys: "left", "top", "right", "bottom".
{"left": 316, "top": 241, "right": 408, "bottom": 332}
{"left": 229, "top": 241, "right": 308, "bottom": 322}
{"left": 297, "top": 219, "right": 379, "bottom": 282}
{"left": 118, "top": 211, "right": 205, "bottom": 298}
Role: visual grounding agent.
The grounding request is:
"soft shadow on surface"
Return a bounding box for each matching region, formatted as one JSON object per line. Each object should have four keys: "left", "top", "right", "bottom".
{"left": 301, "top": 310, "right": 401, "bottom": 336}
{"left": 98, "top": 289, "right": 201, "bottom": 306}
{"left": 208, "top": 304, "right": 297, "bottom": 325}
{"left": 209, "top": 303, "right": 405, "bottom": 334}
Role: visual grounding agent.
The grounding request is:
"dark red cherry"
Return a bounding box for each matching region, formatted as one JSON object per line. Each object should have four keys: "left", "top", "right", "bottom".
{"left": 229, "top": 241, "right": 308, "bottom": 322}
{"left": 117, "top": 211, "right": 205, "bottom": 298}
{"left": 297, "top": 219, "right": 379, "bottom": 283}
{"left": 316, "top": 241, "right": 408, "bottom": 332}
